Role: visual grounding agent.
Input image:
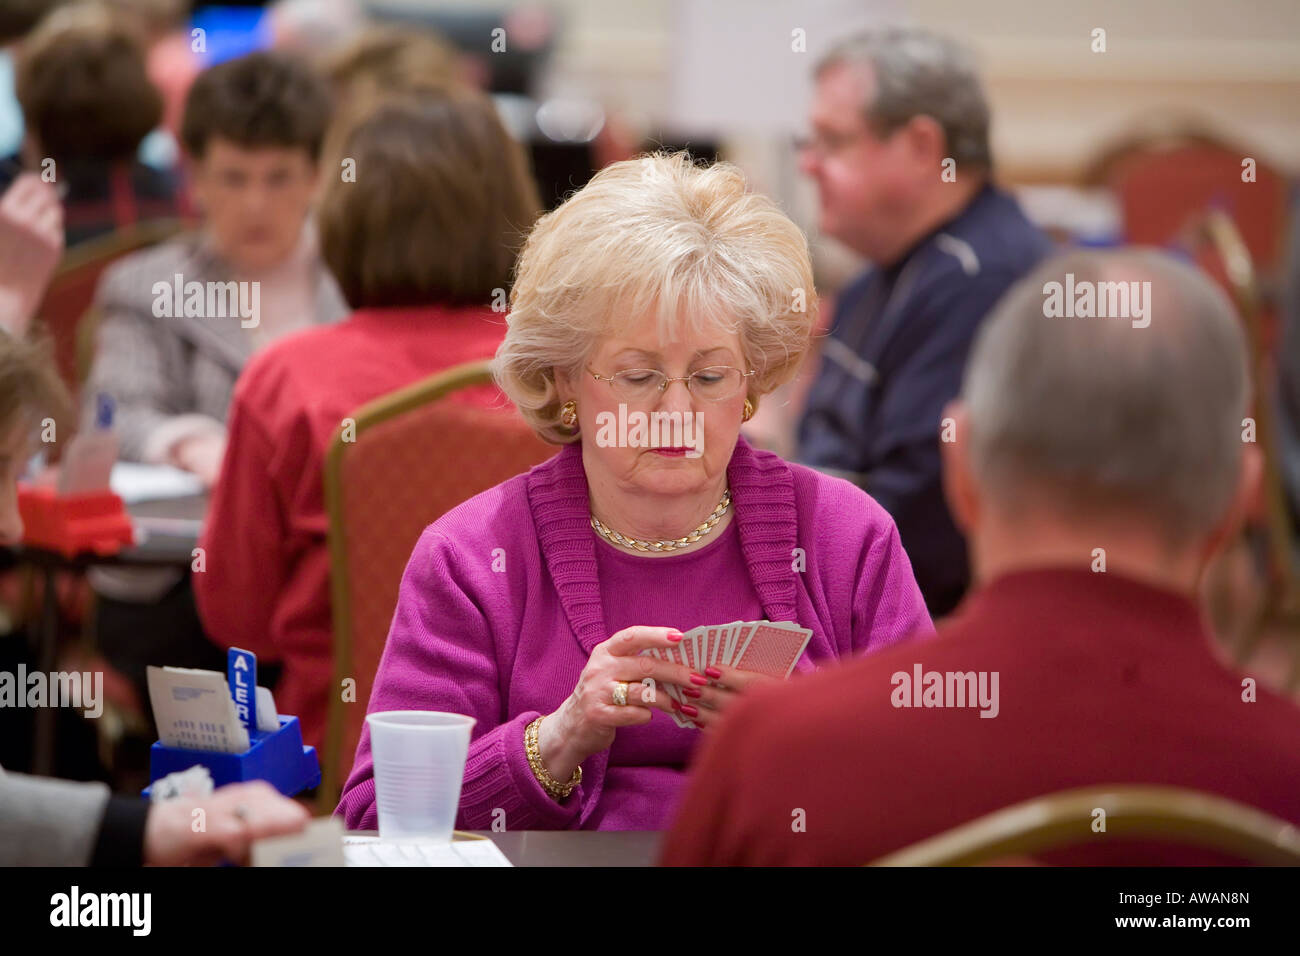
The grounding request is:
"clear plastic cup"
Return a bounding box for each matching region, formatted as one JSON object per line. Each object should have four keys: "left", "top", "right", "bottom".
{"left": 366, "top": 711, "right": 476, "bottom": 842}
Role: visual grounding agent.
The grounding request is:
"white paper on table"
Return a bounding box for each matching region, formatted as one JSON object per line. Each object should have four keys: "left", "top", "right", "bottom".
{"left": 110, "top": 462, "right": 205, "bottom": 504}
{"left": 342, "top": 836, "right": 513, "bottom": 867}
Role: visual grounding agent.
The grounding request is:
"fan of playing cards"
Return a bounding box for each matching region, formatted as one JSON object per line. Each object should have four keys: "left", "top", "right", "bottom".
{"left": 642, "top": 620, "right": 813, "bottom": 728}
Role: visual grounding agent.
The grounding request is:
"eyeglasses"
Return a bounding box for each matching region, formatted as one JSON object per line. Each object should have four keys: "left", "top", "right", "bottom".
{"left": 792, "top": 127, "right": 873, "bottom": 159}
{"left": 588, "top": 365, "right": 757, "bottom": 403}
{"left": 790, "top": 128, "right": 863, "bottom": 158}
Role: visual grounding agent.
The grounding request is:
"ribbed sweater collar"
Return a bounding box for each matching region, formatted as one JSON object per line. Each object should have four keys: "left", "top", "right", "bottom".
{"left": 526, "top": 435, "right": 799, "bottom": 655}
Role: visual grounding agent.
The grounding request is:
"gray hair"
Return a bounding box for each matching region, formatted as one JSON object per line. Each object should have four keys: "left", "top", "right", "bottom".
{"left": 818, "top": 27, "right": 992, "bottom": 170}
{"left": 963, "top": 248, "right": 1250, "bottom": 544}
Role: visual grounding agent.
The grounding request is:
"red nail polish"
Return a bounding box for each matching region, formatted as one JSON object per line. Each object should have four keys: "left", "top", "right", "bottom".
{"left": 671, "top": 699, "right": 681, "bottom": 710}
{"left": 689, "top": 673, "right": 708, "bottom": 686}
{"left": 680, "top": 704, "right": 699, "bottom": 718}
{"left": 704, "top": 667, "right": 722, "bottom": 679}
{"left": 682, "top": 687, "right": 702, "bottom": 698}
{"left": 667, "top": 632, "right": 683, "bottom": 642}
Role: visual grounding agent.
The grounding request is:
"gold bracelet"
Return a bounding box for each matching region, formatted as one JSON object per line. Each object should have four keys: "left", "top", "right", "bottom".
{"left": 524, "top": 716, "right": 581, "bottom": 801}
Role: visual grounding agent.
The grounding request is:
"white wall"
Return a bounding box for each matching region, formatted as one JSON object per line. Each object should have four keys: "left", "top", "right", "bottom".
{"left": 372, "top": 1, "right": 1300, "bottom": 173}
{"left": 372, "top": 0, "right": 1299, "bottom": 279}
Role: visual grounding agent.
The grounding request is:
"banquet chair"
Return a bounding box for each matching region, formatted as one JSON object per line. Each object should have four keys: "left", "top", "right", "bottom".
{"left": 33, "top": 219, "right": 186, "bottom": 396}
{"left": 869, "top": 785, "right": 1300, "bottom": 866}
{"left": 1083, "top": 125, "right": 1288, "bottom": 286}
{"left": 319, "top": 359, "right": 555, "bottom": 813}
{"left": 1183, "top": 211, "right": 1300, "bottom": 688}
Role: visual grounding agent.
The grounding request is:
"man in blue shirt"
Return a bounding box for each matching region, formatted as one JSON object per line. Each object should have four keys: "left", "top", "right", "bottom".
{"left": 797, "top": 27, "right": 1052, "bottom": 617}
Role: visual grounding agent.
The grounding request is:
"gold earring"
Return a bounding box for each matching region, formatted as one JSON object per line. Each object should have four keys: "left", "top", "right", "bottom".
{"left": 742, "top": 398, "right": 754, "bottom": 422}
{"left": 560, "top": 399, "right": 578, "bottom": 428}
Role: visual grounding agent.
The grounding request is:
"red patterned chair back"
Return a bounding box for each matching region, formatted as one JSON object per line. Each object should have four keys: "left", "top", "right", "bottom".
{"left": 35, "top": 220, "right": 185, "bottom": 396}
{"left": 1087, "top": 132, "right": 1287, "bottom": 275}
{"left": 320, "top": 360, "right": 555, "bottom": 809}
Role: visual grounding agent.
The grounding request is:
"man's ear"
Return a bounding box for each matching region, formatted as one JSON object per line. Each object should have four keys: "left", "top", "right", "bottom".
{"left": 1201, "top": 442, "right": 1264, "bottom": 561}
{"left": 903, "top": 114, "right": 946, "bottom": 168}
{"left": 940, "top": 400, "right": 978, "bottom": 535}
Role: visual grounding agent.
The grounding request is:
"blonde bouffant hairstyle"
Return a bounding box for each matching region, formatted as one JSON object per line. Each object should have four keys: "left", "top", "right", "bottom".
{"left": 492, "top": 150, "right": 818, "bottom": 444}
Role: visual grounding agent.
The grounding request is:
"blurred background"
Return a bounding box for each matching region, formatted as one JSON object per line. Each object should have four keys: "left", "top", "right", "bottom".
{"left": 5, "top": 0, "right": 1297, "bottom": 259}
{"left": 4, "top": 0, "right": 1296, "bottom": 292}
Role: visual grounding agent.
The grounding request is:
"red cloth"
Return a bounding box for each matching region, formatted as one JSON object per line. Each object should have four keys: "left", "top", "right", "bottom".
{"left": 660, "top": 568, "right": 1300, "bottom": 865}
{"left": 193, "top": 306, "right": 507, "bottom": 749}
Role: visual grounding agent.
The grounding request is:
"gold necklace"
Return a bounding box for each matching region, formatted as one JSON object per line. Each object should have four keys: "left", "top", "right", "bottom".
{"left": 590, "top": 488, "right": 732, "bottom": 553}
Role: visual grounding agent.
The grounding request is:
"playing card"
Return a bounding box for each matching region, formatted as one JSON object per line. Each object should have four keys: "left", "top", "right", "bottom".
{"left": 662, "top": 647, "right": 692, "bottom": 728}
{"left": 659, "top": 645, "right": 684, "bottom": 705}
{"left": 672, "top": 634, "right": 689, "bottom": 672}
{"left": 731, "top": 621, "right": 813, "bottom": 679}
{"left": 731, "top": 621, "right": 761, "bottom": 666}
{"left": 687, "top": 626, "right": 703, "bottom": 673}
{"left": 730, "top": 621, "right": 759, "bottom": 664}
{"left": 706, "top": 626, "right": 723, "bottom": 667}
{"left": 643, "top": 647, "right": 681, "bottom": 707}
{"left": 723, "top": 620, "right": 744, "bottom": 666}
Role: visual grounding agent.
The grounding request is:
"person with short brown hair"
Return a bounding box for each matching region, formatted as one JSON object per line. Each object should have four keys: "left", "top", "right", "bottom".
{"left": 10, "top": 1, "right": 179, "bottom": 244}
{"left": 79, "top": 50, "right": 347, "bottom": 710}
{"left": 193, "top": 84, "right": 541, "bottom": 750}
{"left": 318, "top": 83, "right": 538, "bottom": 310}
{"left": 83, "top": 49, "right": 345, "bottom": 483}
{"left": 179, "top": 49, "right": 331, "bottom": 165}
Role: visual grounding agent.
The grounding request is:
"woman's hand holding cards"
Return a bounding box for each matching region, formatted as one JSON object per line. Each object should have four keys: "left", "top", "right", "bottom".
{"left": 534, "top": 619, "right": 814, "bottom": 790}
{"left": 642, "top": 620, "right": 814, "bottom": 730}
{"left": 536, "top": 625, "right": 694, "bottom": 783}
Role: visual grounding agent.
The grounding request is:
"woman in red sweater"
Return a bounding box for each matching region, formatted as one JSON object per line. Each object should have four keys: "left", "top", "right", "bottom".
{"left": 193, "top": 84, "right": 541, "bottom": 749}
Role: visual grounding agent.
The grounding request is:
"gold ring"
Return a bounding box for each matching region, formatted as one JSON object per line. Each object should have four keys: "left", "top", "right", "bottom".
{"left": 612, "top": 681, "right": 630, "bottom": 706}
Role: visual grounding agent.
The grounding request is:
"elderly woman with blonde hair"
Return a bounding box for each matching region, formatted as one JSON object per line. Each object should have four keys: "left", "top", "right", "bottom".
{"left": 337, "top": 151, "right": 932, "bottom": 831}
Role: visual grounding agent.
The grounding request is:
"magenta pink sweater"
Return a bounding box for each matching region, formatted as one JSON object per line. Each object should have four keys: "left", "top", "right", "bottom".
{"left": 335, "top": 436, "right": 932, "bottom": 831}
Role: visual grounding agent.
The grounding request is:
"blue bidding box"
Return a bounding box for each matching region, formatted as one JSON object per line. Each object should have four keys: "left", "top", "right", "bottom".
{"left": 143, "top": 648, "right": 320, "bottom": 798}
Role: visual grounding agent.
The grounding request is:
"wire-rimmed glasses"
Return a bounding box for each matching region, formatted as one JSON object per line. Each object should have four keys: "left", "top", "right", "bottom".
{"left": 587, "top": 365, "right": 756, "bottom": 403}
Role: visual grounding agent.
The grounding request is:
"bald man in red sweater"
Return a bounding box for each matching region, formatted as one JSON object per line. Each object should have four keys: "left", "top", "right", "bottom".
{"left": 660, "top": 249, "right": 1300, "bottom": 866}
